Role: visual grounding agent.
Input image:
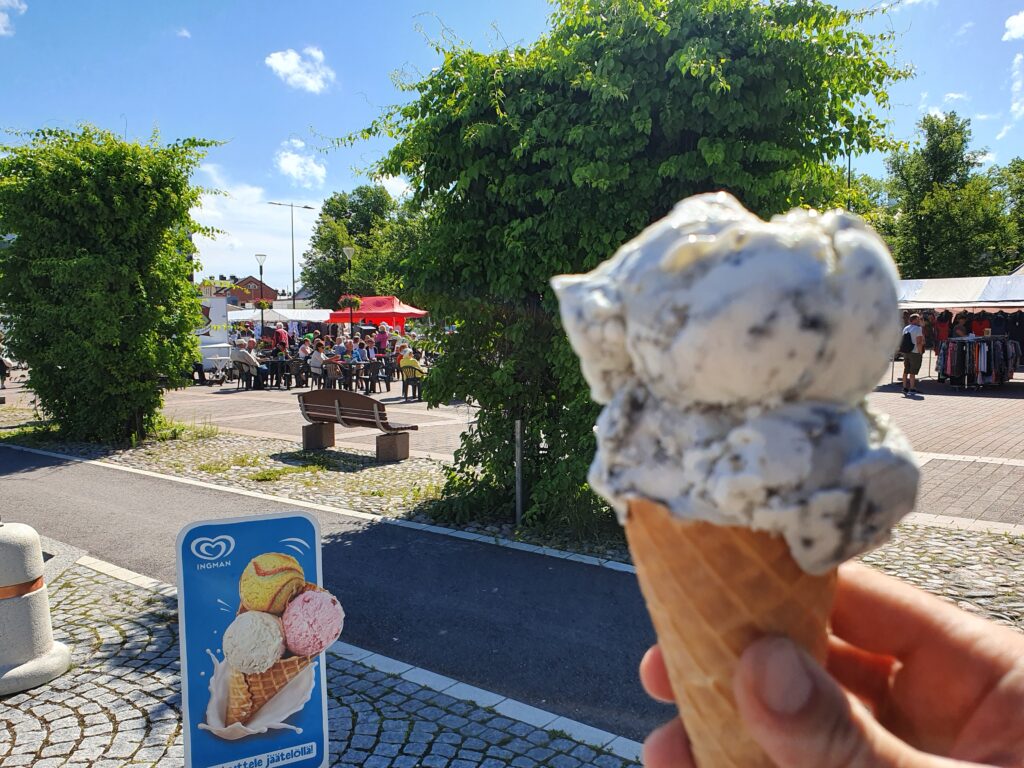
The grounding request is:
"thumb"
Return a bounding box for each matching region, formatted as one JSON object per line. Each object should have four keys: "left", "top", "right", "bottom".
{"left": 733, "top": 636, "right": 969, "bottom": 768}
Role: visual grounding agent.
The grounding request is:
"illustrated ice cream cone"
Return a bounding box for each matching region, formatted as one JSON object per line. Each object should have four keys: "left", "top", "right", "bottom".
{"left": 221, "top": 555, "right": 344, "bottom": 727}
{"left": 626, "top": 499, "right": 836, "bottom": 767}
{"left": 226, "top": 654, "right": 312, "bottom": 726}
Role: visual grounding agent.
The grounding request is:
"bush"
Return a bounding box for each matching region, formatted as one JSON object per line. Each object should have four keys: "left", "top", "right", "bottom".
{"left": 0, "top": 125, "right": 216, "bottom": 442}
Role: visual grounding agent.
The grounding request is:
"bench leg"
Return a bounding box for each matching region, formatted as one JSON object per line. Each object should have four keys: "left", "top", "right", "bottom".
{"left": 376, "top": 432, "right": 410, "bottom": 461}
{"left": 303, "top": 422, "right": 335, "bottom": 451}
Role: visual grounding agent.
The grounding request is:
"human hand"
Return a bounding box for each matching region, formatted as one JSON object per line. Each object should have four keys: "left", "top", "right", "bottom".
{"left": 639, "top": 562, "right": 1024, "bottom": 767}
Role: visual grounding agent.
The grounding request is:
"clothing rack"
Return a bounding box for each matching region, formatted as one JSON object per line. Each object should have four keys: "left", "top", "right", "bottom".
{"left": 936, "top": 335, "right": 1021, "bottom": 391}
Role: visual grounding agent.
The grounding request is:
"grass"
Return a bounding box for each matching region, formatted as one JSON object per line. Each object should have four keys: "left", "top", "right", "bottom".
{"left": 247, "top": 465, "right": 321, "bottom": 482}
{"left": 144, "top": 416, "right": 219, "bottom": 443}
{"left": 196, "top": 453, "right": 263, "bottom": 473}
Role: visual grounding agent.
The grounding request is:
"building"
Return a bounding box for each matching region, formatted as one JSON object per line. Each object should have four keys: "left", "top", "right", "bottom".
{"left": 225, "top": 275, "right": 279, "bottom": 306}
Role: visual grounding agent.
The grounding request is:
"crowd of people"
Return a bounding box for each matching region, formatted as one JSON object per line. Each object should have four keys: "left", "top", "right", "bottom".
{"left": 225, "top": 321, "right": 430, "bottom": 400}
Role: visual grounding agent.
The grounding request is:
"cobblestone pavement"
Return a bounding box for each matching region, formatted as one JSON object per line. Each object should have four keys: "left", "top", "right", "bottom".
{"left": 0, "top": 566, "right": 640, "bottom": 768}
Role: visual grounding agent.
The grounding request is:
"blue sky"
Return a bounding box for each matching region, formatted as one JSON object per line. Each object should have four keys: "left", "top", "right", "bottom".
{"left": 2, "top": 0, "right": 1023, "bottom": 291}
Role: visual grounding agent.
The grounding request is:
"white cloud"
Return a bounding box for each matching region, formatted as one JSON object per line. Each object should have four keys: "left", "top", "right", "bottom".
{"left": 379, "top": 175, "right": 411, "bottom": 199}
{"left": 1004, "top": 11, "right": 1024, "bottom": 41}
{"left": 265, "top": 46, "right": 335, "bottom": 94}
{"left": 1013, "top": 54, "right": 1024, "bottom": 122}
{"left": 0, "top": 0, "right": 27, "bottom": 37}
{"left": 927, "top": 106, "right": 945, "bottom": 118}
{"left": 973, "top": 113, "right": 1000, "bottom": 121}
{"left": 943, "top": 92, "right": 968, "bottom": 104}
{"left": 997, "top": 123, "right": 1013, "bottom": 140}
{"left": 274, "top": 139, "right": 327, "bottom": 189}
{"left": 918, "top": 91, "right": 929, "bottom": 112}
{"left": 177, "top": 27, "right": 191, "bottom": 39}
{"left": 955, "top": 21, "right": 974, "bottom": 38}
{"left": 978, "top": 151, "right": 997, "bottom": 165}
{"left": 191, "top": 164, "right": 322, "bottom": 290}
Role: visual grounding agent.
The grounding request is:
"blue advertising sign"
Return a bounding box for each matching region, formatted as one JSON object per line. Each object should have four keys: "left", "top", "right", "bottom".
{"left": 177, "top": 512, "right": 343, "bottom": 768}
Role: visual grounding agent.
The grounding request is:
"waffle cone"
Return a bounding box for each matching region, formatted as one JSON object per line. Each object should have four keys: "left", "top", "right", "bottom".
{"left": 226, "top": 655, "right": 312, "bottom": 726}
{"left": 625, "top": 499, "right": 837, "bottom": 768}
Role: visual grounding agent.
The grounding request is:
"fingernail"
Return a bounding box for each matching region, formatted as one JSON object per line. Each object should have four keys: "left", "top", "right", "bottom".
{"left": 752, "top": 637, "right": 813, "bottom": 715}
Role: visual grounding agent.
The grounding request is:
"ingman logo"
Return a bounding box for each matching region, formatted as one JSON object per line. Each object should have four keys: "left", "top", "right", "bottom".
{"left": 190, "top": 536, "right": 234, "bottom": 570}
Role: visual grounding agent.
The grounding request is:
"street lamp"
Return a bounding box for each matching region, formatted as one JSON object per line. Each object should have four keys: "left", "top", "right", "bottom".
{"left": 343, "top": 246, "right": 355, "bottom": 334}
{"left": 255, "top": 253, "right": 267, "bottom": 336}
{"left": 268, "top": 201, "right": 316, "bottom": 308}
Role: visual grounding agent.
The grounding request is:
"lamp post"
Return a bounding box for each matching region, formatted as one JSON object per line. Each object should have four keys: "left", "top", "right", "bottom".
{"left": 255, "top": 253, "right": 267, "bottom": 338}
{"left": 268, "top": 201, "right": 315, "bottom": 308}
{"left": 343, "top": 246, "right": 355, "bottom": 334}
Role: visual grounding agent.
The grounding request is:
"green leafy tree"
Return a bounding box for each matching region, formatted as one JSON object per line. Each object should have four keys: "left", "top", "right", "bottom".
{"left": 916, "top": 175, "right": 1017, "bottom": 277}
{"left": 996, "top": 157, "right": 1024, "bottom": 270}
{"left": 355, "top": 0, "right": 908, "bottom": 533}
{"left": 886, "top": 112, "right": 990, "bottom": 277}
{"left": 348, "top": 200, "right": 424, "bottom": 297}
{"left": 0, "top": 125, "right": 214, "bottom": 442}
{"left": 300, "top": 214, "right": 354, "bottom": 309}
{"left": 299, "top": 184, "right": 400, "bottom": 307}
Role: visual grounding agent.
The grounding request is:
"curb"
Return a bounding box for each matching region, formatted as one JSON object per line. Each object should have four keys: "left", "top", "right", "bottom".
{"left": 74, "top": 554, "right": 643, "bottom": 763}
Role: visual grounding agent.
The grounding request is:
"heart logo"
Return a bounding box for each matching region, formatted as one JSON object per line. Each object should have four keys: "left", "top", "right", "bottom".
{"left": 191, "top": 535, "right": 235, "bottom": 561}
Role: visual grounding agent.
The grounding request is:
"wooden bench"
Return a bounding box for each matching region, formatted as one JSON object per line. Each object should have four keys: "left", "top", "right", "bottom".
{"left": 296, "top": 389, "right": 418, "bottom": 460}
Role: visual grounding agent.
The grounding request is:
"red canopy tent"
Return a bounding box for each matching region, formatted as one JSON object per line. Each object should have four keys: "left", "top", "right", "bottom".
{"left": 328, "top": 295, "right": 428, "bottom": 332}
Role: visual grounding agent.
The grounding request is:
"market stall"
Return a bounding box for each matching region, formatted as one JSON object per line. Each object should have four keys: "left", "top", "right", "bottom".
{"left": 327, "top": 296, "right": 428, "bottom": 332}
{"left": 895, "top": 277, "right": 1024, "bottom": 390}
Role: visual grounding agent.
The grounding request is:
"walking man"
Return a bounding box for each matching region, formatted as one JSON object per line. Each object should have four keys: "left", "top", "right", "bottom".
{"left": 901, "top": 313, "right": 924, "bottom": 395}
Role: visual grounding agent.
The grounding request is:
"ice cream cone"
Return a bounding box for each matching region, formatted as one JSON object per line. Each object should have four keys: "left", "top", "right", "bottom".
{"left": 226, "top": 654, "right": 312, "bottom": 726}
{"left": 625, "top": 498, "right": 837, "bottom": 768}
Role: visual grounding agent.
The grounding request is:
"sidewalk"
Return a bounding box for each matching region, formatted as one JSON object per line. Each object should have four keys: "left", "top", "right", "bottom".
{"left": 0, "top": 555, "right": 642, "bottom": 768}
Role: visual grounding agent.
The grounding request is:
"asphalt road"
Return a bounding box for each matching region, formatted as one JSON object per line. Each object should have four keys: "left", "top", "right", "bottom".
{"left": 0, "top": 445, "right": 667, "bottom": 740}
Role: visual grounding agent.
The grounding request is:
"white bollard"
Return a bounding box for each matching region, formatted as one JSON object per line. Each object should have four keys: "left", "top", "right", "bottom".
{"left": 0, "top": 522, "right": 71, "bottom": 695}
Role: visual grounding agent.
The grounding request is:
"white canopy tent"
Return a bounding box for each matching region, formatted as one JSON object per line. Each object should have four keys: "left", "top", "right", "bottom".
{"left": 227, "top": 307, "right": 333, "bottom": 323}
{"left": 898, "top": 276, "right": 1024, "bottom": 310}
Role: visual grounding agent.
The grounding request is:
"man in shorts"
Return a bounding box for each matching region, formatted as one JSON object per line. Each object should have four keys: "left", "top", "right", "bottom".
{"left": 901, "top": 313, "right": 924, "bottom": 395}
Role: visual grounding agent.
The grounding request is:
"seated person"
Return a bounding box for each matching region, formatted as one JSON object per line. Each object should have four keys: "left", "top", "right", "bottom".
{"left": 230, "top": 339, "right": 268, "bottom": 388}
{"left": 271, "top": 341, "right": 291, "bottom": 388}
{"left": 297, "top": 338, "right": 312, "bottom": 359}
{"left": 399, "top": 349, "right": 428, "bottom": 399}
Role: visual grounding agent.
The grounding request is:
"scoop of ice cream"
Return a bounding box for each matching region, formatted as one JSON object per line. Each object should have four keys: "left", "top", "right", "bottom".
{"left": 239, "top": 553, "right": 305, "bottom": 615}
{"left": 551, "top": 192, "right": 901, "bottom": 409}
{"left": 282, "top": 589, "right": 344, "bottom": 657}
{"left": 223, "top": 611, "right": 286, "bottom": 674}
{"left": 589, "top": 389, "right": 917, "bottom": 573}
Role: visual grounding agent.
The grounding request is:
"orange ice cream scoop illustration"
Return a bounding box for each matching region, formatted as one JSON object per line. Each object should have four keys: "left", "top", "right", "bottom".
{"left": 239, "top": 553, "right": 305, "bottom": 615}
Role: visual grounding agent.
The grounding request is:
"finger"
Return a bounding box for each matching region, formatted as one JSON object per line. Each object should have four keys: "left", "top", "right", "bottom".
{"left": 831, "top": 563, "right": 990, "bottom": 659}
{"left": 734, "top": 636, "right": 960, "bottom": 768}
{"left": 826, "top": 635, "right": 899, "bottom": 715}
{"left": 643, "top": 717, "right": 696, "bottom": 768}
{"left": 640, "top": 645, "right": 675, "bottom": 704}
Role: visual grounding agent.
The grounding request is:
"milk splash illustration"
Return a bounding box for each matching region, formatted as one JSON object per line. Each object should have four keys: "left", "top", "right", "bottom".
{"left": 198, "top": 649, "right": 316, "bottom": 741}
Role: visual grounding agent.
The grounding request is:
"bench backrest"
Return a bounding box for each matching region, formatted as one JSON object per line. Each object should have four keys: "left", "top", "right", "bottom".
{"left": 297, "top": 388, "right": 389, "bottom": 431}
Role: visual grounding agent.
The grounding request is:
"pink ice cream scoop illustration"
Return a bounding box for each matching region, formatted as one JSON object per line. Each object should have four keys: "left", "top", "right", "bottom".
{"left": 282, "top": 590, "right": 345, "bottom": 657}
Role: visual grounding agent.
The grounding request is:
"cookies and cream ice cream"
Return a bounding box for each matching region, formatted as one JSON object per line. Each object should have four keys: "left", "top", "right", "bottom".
{"left": 552, "top": 192, "right": 918, "bottom": 574}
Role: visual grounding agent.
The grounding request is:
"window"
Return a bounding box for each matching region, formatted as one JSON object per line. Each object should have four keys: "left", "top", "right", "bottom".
{"left": 248, "top": 283, "right": 257, "bottom": 291}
